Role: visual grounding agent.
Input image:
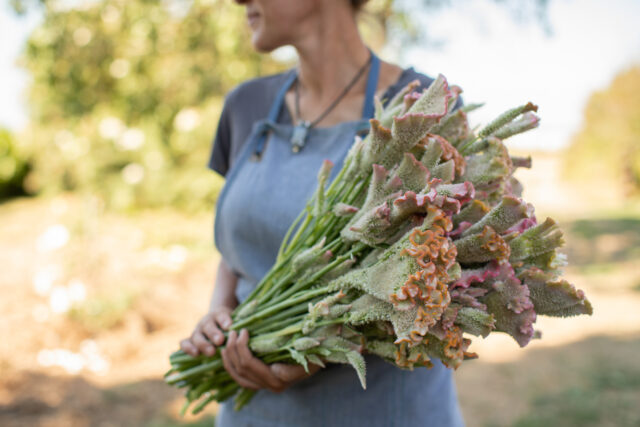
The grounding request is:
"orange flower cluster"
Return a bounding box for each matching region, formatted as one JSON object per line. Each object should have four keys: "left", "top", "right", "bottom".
{"left": 479, "top": 225, "right": 511, "bottom": 262}
{"left": 392, "top": 208, "right": 456, "bottom": 304}
{"left": 390, "top": 207, "right": 460, "bottom": 348}
{"left": 439, "top": 326, "right": 477, "bottom": 369}
{"left": 394, "top": 341, "right": 434, "bottom": 369}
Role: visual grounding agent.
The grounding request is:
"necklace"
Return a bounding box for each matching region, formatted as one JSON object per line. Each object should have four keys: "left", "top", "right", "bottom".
{"left": 290, "top": 51, "right": 373, "bottom": 152}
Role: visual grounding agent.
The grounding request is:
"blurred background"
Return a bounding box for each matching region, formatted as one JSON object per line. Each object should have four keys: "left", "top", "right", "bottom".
{"left": 1, "top": 0, "right": 639, "bottom": 425}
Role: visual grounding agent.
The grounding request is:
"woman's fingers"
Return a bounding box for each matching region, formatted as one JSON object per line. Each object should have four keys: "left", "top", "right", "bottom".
{"left": 221, "top": 330, "right": 262, "bottom": 390}
{"left": 220, "top": 329, "right": 323, "bottom": 393}
{"left": 214, "top": 310, "right": 233, "bottom": 330}
{"left": 179, "top": 338, "right": 199, "bottom": 357}
{"left": 201, "top": 309, "right": 232, "bottom": 347}
{"left": 224, "top": 330, "right": 270, "bottom": 389}
{"left": 222, "top": 329, "right": 287, "bottom": 392}
{"left": 191, "top": 331, "right": 215, "bottom": 356}
{"left": 234, "top": 329, "right": 286, "bottom": 392}
{"left": 271, "top": 362, "right": 320, "bottom": 383}
{"left": 180, "top": 308, "right": 234, "bottom": 358}
{"left": 202, "top": 319, "right": 225, "bottom": 346}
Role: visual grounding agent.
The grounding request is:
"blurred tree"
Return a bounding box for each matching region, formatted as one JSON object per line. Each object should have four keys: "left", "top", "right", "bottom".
{"left": 564, "top": 66, "right": 640, "bottom": 196}
{"left": 19, "top": 0, "right": 284, "bottom": 210}
{"left": 12, "top": 0, "right": 551, "bottom": 46}
{"left": 14, "top": 0, "right": 550, "bottom": 210}
{"left": 0, "top": 128, "right": 30, "bottom": 201}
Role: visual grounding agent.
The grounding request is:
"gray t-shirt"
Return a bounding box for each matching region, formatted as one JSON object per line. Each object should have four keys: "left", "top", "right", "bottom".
{"left": 209, "top": 67, "right": 449, "bottom": 177}
{"left": 210, "top": 68, "right": 466, "bottom": 427}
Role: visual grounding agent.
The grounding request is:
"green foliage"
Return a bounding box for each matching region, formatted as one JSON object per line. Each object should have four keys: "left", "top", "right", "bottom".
{"left": 145, "top": 415, "right": 216, "bottom": 427}
{"left": 14, "top": 0, "right": 552, "bottom": 211}
{"left": 564, "top": 66, "right": 640, "bottom": 196}
{"left": 513, "top": 365, "right": 640, "bottom": 427}
{"left": 67, "top": 287, "right": 136, "bottom": 333}
{"left": 20, "top": 0, "right": 284, "bottom": 211}
{"left": 0, "top": 128, "right": 30, "bottom": 200}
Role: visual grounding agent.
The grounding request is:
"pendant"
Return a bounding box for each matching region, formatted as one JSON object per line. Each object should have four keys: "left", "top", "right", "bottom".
{"left": 291, "top": 121, "right": 311, "bottom": 153}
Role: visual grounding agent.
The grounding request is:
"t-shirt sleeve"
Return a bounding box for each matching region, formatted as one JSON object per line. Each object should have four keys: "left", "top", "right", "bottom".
{"left": 208, "top": 100, "right": 232, "bottom": 177}
{"left": 385, "top": 70, "right": 463, "bottom": 112}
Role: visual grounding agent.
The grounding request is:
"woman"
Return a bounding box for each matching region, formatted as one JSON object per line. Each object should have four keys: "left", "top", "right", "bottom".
{"left": 180, "top": 0, "right": 465, "bottom": 425}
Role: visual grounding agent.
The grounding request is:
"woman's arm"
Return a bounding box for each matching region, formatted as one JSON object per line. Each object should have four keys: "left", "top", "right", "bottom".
{"left": 180, "top": 258, "right": 238, "bottom": 357}
{"left": 180, "top": 257, "right": 319, "bottom": 392}
{"left": 209, "top": 257, "right": 240, "bottom": 312}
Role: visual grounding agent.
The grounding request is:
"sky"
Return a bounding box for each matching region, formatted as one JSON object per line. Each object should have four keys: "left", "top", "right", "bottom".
{"left": 400, "top": 0, "right": 640, "bottom": 150}
{"left": 1, "top": 0, "right": 639, "bottom": 150}
{"left": 0, "top": 2, "right": 41, "bottom": 131}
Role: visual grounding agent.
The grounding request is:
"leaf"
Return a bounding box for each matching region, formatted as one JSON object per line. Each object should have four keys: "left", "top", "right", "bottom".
{"left": 292, "top": 337, "right": 321, "bottom": 351}
{"left": 289, "top": 348, "right": 309, "bottom": 373}
{"left": 462, "top": 196, "right": 532, "bottom": 237}
{"left": 306, "top": 354, "right": 325, "bottom": 368}
{"left": 509, "top": 218, "right": 565, "bottom": 261}
{"left": 481, "top": 264, "right": 536, "bottom": 347}
{"left": 479, "top": 102, "right": 538, "bottom": 138}
{"left": 454, "top": 307, "right": 495, "bottom": 337}
{"left": 519, "top": 269, "right": 592, "bottom": 317}
{"left": 346, "top": 351, "right": 367, "bottom": 389}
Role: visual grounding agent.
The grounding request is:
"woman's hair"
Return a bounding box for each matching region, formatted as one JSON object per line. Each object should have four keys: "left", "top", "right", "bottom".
{"left": 351, "top": 0, "right": 369, "bottom": 10}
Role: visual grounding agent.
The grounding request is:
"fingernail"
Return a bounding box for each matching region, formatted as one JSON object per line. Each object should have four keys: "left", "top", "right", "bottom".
{"left": 222, "top": 319, "right": 231, "bottom": 328}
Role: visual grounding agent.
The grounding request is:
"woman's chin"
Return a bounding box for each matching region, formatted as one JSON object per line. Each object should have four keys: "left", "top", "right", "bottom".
{"left": 251, "top": 33, "right": 285, "bottom": 54}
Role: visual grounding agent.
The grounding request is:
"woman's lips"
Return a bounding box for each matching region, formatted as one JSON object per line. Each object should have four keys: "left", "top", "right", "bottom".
{"left": 247, "top": 11, "right": 260, "bottom": 28}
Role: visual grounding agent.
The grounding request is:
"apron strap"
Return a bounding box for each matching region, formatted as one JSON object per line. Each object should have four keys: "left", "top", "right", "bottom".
{"left": 361, "top": 53, "right": 380, "bottom": 120}
{"left": 268, "top": 70, "right": 298, "bottom": 122}
{"left": 254, "top": 70, "right": 298, "bottom": 156}
{"left": 254, "top": 50, "right": 381, "bottom": 156}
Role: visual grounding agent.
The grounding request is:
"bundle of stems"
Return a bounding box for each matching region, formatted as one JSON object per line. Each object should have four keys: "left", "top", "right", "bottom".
{"left": 165, "top": 75, "right": 592, "bottom": 414}
{"left": 166, "top": 144, "right": 375, "bottom": 412}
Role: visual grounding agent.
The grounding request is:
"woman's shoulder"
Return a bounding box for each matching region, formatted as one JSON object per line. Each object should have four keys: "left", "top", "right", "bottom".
{"left": 223, "top": 66, "right": 439, "bottom": 113}
{"left": 383, "top": 67, "right": 462, "bottom": 109}
{"left": 224, "top": 70, "right": 293, "bottom": 113}
{"left": 381, "top": 67, "right": 435, "bottom": 103}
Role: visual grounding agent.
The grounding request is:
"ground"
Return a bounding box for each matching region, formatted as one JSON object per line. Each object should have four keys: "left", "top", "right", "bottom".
{"left": 1, "top": 152, "right": 639, "bottom": 427}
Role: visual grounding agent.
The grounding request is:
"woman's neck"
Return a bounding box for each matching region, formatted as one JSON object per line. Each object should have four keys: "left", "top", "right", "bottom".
{"left": 292, "top": 8, "right": 370, "bottom": 102}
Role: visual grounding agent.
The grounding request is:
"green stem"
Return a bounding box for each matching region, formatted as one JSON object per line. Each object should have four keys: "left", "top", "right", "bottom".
{"left": 238, "top": 256, "right": 291, "bottom": 311}
{"left": 277, "top": 209, "right": 307, "bottom": 262}
{"left": 255, "top": 269, "right": 297, "bottom": 306}
{"left": 187, "top": 378, "right": 215, "bottom": 402}
{"left": 249, "top": 302, "right": 310, "bottom": 334}
{"left": 257, "top": 237, "right": 341, "bottom": 305}
{"left": 165, "top": 359, "right": 223, "bottom": 384}
{"left": 283, "top": 214, "right": 313, "bottom": 257}
{"left": 255, "top": 315, "right": 348, "bottom": 342}
{"left": 325, "top": 155, "right": 350, "bottom": 196}
{"left": 232, "top": 287, "right": 329, "bottom": 330}
{"left": 251, "top": 313, "right": 307, "bottom": 335}
{"left": 215, "top": 381, "right": 240, "bottom": 403}
{"left": 170, "top": 353, "right": 207, "bottom": 365}
{"left": 192, "top": 393, "right": 216, "bottom": 415}
{"left": 266, "top": 243, "right": 360, "bottom": 307}
{"left": 458, "top": 135, "right": 481, "bottom": 155}
{"left": 234, "top": 388, "right": 257, "bottom": 411}
{"left": 263, "top": 352, "right": 293, "bottom": 364}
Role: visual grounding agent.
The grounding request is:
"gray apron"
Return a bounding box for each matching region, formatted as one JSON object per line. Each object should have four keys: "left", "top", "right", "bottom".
{"left": 214, "top": 55, "right": 465, "bottom": 426}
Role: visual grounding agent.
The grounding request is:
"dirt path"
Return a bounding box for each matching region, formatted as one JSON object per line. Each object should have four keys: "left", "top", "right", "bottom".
{"left": 1, "top": 156, "right": 639, "bottom": 426}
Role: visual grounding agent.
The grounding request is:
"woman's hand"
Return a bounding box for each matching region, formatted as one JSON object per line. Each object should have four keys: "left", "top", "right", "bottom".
{"left": 221, "top": 329, "right": 321, "bottom": 393}
{"left": 180, "top": 306, "right": 234, "bottom": 357}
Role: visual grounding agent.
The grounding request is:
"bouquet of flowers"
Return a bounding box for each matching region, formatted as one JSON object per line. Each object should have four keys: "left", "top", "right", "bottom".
{"left": 165, "top": 75, "right": 592, "bottom": 414}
